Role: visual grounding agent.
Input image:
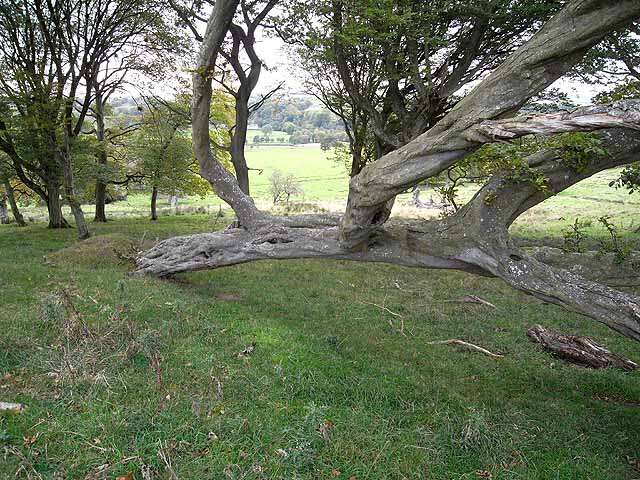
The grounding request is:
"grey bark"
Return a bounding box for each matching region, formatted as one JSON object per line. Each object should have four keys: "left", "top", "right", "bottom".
{"left": 138, "top": 125, "right": 640, "bottom": 341}
{"left": 191, "top": 0, "right": 263, "bottom": 227}
{"left": 340, "top": 0, "right": 640, "bottom": 248}
{"left": 0, "top": 191, "right": 9, "bottom": 224}
{"left": 3, "top": 180, "right": 25, "bottom": 226}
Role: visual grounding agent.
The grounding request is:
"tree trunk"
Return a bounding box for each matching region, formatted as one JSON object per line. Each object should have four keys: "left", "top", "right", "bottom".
{"left": 94, "top": 89, "right": 108, "bottom": 222}
{"left": 141, "top": 0, "right": 640, "bottom": 346}
{"left": 3, "top": 180, "right": 26, "bottom": 226}
{"left": 59, "top": 149, "right": 90, "bottom": 239}
{"left": 230, "top": 98, "right": 251, "bottom": 196}
{"left": 46, "top": 177, "right": 69, "bottom": 229}
{"left": 0, "top": 190, "right": 9, "bottom": 224}
{"left": 151, "top": 186, "right": 158, "bottom": 221}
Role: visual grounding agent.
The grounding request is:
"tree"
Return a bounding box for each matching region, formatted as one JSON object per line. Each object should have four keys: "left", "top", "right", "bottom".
{"left": 269, "top": 170, "right": 303, "bottom": 204}
{"left": 0, "top": 154, "right": 26, "bottom": 226}
{"left": 278, "top": 0, "right": 563, "bottom": 177}
{"left": 129, "top": 97, "right": 210, "bottom": 221}
{"left": 89, "top": 4, "right": 187, "bottom": 223}
{"left": 178, "top": 0, "right": 278, "bottom": 198}
{"left": 137, "top": 1, "right": 640, "bottom": 344}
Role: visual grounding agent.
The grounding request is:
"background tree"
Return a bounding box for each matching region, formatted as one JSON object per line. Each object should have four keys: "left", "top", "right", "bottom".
{"left": 89, "top": 3, "right": 188, "bottom": 222}
{"left": 277, "top": 0, "right": 562, "bottom": 176}
{"left": 129, "top": 97, "right": 210, "bottom": 221}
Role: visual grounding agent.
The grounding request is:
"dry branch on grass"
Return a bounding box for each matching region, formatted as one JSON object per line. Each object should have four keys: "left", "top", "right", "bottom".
{"left": 426, "top": 340, "right": 503, "bottom": 358}
{"left": 445, "top": 295, "right": 496, "bottom": 308}
{"left": 527, "top": 324, "right": 638, "bottom": 371}
{"left": 0, "top": 401, "right": 25, "bottom": 414}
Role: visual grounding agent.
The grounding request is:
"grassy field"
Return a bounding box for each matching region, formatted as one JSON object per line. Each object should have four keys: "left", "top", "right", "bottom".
{"left": 1, "top": 208, "right": 639, "bottom": 478}
{"left": 16, "top": 145, "right": 640, "bottom": 236}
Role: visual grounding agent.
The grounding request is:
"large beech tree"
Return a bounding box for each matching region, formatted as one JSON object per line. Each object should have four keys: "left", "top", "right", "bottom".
{"left": 137, "top": 0, "right": 640, "bottom": 343}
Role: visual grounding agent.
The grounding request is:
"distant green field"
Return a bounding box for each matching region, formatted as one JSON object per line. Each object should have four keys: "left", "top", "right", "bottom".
{"left": 15, "top": 145, "right": 640, "bottom": 245}
{"left": 247, "top": 129, "right": 291, "bottom": 144}
{"left": 246, "top": 145, "right": 349, "bottom": 202}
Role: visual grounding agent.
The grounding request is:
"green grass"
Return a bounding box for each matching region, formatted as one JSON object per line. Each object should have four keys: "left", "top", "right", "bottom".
{"left": 1, "top": 215, "right": 639, "bottom": 479}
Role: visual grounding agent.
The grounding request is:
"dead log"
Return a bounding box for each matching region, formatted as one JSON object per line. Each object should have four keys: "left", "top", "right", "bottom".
{"left": 527, "top": 324, "right": 638, "bottom": 371}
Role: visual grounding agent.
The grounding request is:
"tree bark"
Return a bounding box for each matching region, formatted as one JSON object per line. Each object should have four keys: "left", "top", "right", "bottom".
{"left": 94, "top": 89, "right": 108, "bottom": 222}
{"left": 137, "top": 0, "right": 640, "bottom": 345}
{"left": 191, "top": 0, "right": 262, "bottom": 227}
{"left": 59, "top": 150, "right": 90, "bottom": 239}
{"left": 339, "top": 0, "right": 640, "bottom": 248}
{"left": 0, "top": 190, "right": 9, "bottom": 224}
{"left": 3, "top": 180, "right": 25, "bottom": 226}
{"left": 46, "top": 176, "right": 69, "bottom": 229}
{"left": 527, "top": 325, "right": 638, "bottom": 371}
{"left": 151, "top": 186, "right": 158, "bottom": 221}
{"left": 137, "top": 126, "right": 640, "bottom": 342}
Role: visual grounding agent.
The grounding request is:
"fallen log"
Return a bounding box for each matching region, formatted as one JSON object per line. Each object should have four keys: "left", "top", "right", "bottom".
{"left": 527, "top": 324, "right": 638, "bottom": 371}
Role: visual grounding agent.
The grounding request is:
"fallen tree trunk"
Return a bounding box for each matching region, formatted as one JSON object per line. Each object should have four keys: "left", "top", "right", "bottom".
{"left": 527, "top": 324, "right": 638, "bottom": 371}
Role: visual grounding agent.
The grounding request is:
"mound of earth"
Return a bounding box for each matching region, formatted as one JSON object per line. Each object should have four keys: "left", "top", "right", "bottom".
{"left": 45, "top": 234, "right": 139, "bottom": 268}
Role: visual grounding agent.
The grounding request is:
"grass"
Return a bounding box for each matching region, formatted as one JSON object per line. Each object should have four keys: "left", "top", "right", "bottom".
{"left": 1, "top": 211, "right": 640, "bottom": 479}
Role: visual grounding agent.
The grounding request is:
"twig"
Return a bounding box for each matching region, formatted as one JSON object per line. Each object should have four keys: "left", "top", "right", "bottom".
{"left": 426, "top": 339, "right": 503, "bottom": 358}
{"left": 445, "top": 295, "right": 496, "bottom": 308}
{"left": 0, "top": 401, "right": 25, "bottom": 414}
{"left": 360, "top": 301, "right": 402, "bottom": 317}
{"left": 158, "top": 441, "right": 179, "bottom": 480}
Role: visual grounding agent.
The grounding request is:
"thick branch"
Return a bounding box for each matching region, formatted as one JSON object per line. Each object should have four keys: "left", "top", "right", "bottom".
{"left": 340, "top": 0, "right": 640, "bottom": 248}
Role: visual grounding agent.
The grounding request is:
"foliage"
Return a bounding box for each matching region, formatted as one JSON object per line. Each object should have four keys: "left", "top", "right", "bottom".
{"left": 593, "top": 80, "right": 640, "bottom": 104}
{"left": 562, "top": 218, "right": 591, "bottom": 253}
{"left": 269, "top": 170, "right": 303, "bottom": 204}
{"left": 126, "top": 97, "right": 209, "bottom": 199}
{"left": 597, "top": 216, "right": 636, "bottom": 265}
{"left": 610, "top": 164, "right": 640, "bottom": 195}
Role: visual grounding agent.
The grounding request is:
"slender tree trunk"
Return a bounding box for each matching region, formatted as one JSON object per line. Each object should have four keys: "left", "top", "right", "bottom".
{"left": 59, "top": 148, "right": 90, "bottom": 239}
{"left": 94, "top": 89, "right": 108, "bottom": 222}
{"left": 46, "top": 176, "right": 69, "bottom": 229}
{"left": 0, "top": 190, "right": 9, "bottom": 224}
{"left": 3, "top": 180, "right": 25, "bottom": 226}
{"left": 151, "top": 186, "right": 158, "bottom": 221}
{"left": 231, "top": 96, "right": 251, "bottom": 195}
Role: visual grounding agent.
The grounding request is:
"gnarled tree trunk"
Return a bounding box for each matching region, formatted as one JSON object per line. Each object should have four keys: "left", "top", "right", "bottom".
{"left": 137, "top": 0, "right": 640, "bottom": 345}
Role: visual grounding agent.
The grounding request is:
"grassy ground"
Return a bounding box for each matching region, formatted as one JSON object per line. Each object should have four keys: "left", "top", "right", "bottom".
{"left": 1, "top": 212, "right": 639, "bottom": 479}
